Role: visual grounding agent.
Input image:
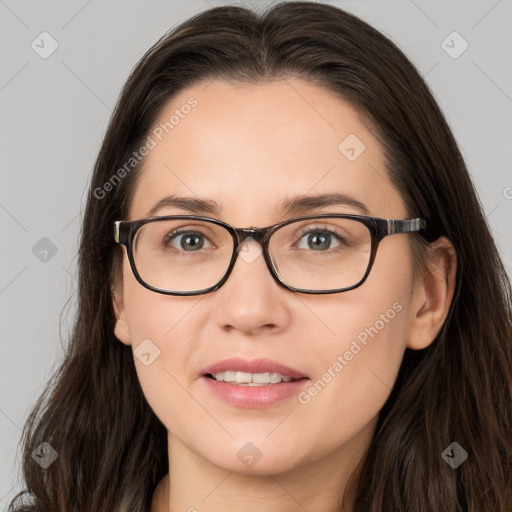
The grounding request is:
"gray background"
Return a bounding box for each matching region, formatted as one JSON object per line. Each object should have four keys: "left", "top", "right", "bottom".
{"left": 1, "top": 0, "right": 511, "bottom": 506}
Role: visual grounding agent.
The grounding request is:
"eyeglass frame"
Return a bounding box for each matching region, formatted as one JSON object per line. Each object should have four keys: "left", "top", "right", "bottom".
{"left": 114, "top": 213, "right": 426, "bottom": 296}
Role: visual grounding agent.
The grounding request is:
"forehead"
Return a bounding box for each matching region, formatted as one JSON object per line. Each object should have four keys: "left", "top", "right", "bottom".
{"left": 127, "top": 77, "right": 406, "bottom": 223}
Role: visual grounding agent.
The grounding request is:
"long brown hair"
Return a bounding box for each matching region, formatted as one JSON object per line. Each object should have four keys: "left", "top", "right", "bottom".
{"left": 9, "top": 2, "right": 511, "bottom": 511}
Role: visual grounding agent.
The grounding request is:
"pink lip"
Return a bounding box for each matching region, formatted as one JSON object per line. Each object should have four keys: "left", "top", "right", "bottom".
{"left": 201, "top": 377, "right": 310, "bottom": 408}
{"left": 201, "top": 357, "right": 308, "bottom": 379}
{"left": 200, "top": 357, "right": 310, "bottom": 409}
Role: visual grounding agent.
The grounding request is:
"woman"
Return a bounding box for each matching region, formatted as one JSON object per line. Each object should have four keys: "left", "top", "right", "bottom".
{"left": 9, "top": 2, "right": 511, "bottom": 511}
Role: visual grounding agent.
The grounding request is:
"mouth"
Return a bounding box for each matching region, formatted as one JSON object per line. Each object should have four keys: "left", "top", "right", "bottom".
{"left": 200, "top": 358, "right": 310, "bottom": 408}
{"left": 201, "top": 370, "right": 310, "bottom": 409}
{"left": 201, "top": 357, "right": 309, "bottom": 384}
{"left": 204, "top": 371, "right": 308, "bottom": 386}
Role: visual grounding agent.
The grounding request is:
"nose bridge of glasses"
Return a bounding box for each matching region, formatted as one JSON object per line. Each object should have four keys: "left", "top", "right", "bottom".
{"left": 233, "top": 227, "right": 268, "bottom": 247}
{"left": 231, "top": 227, "right": 271, "bottom": 269}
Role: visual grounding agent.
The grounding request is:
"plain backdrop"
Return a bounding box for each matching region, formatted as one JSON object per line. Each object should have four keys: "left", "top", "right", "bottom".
{"left": 1, "top": 0, "right": 511, "bottom": 506}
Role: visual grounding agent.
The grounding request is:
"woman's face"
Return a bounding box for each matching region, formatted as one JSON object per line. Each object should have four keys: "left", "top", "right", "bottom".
{"left": 113, "top": 77, "right": 427, "bottom": 475}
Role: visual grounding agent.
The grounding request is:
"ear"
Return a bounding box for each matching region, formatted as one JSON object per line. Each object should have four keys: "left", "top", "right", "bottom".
{"left": 406, "top": 236, "right": 457, "bottom": 350}
{"left": 112, "top": 281, "right": 132, "bottom": 346}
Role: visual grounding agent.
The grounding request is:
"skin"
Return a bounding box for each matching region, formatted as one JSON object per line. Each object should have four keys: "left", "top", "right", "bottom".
{"left": 112, "top": 77, "right": 457, "bottom": 512}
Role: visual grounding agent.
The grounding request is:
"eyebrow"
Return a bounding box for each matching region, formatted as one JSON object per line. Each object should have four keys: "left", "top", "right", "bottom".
{"left": 146, "top": 192, "right": 370, "bottom": 218}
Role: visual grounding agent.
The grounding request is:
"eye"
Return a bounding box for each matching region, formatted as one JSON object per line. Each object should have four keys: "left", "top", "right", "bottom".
{"left": 295, "top": 228, "right": 345, "bottom": 251}
{"left": 164, "top": 230, "right": 213, "bottom": 252}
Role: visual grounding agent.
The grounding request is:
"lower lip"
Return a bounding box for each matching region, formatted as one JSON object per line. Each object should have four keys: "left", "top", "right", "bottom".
{"left": 201, "top": 376, "right": 310, "bottom": 408}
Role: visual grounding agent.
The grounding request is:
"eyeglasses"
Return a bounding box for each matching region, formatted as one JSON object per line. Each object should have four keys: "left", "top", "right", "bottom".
{"left": 114, "top": 214, "right": 426, "bottom": 296}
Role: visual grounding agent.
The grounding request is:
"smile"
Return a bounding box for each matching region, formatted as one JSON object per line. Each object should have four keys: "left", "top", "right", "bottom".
{"left": 207, "top": 371, "right": 300, "bottom": 385}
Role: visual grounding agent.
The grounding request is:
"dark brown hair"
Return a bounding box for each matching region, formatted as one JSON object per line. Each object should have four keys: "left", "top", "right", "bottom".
{"left": 9, "top": 2, "right": 512, "bottom": 511}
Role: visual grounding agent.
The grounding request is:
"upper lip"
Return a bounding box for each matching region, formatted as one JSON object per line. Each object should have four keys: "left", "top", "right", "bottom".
{"left": 201, "top": 357, "right": 309, "bottom": 379}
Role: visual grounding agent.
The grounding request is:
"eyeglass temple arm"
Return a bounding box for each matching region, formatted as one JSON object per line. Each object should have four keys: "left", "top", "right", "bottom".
{"left": 114, "top": 221, "right": 122, "bottom": 244}
{"left": 386, "top": 218, "right": 426, "bottom": 235}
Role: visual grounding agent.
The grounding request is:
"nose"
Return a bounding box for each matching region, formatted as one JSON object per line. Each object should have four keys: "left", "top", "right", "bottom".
{"left": 212, "top": 236, "right": 291, "bottom": 335}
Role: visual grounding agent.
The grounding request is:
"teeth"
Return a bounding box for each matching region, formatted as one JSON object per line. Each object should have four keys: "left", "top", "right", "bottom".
{"left": 211, "top": 371, "right": 295, "bottom": 385}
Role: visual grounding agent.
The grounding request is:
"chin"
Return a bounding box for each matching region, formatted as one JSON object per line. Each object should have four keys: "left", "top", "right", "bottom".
{"left": 194, "top": 436, "right": 309, "bottom": 477}
{"left": 214, "top": 453, "right": 302, "bottom": 477}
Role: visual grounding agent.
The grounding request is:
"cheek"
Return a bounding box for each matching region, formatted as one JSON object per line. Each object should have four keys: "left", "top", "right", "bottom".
{"left": 122, "top": 275, "right": 205, "bottom": 426}
{"left": 122, "top": 253, "right": 205, "bottom": 347}
{"left": 296, "top": 296, "right": 407, "bottom": 422}
{"left": 292, "top": 245, "right": 413, "bottom": 440}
